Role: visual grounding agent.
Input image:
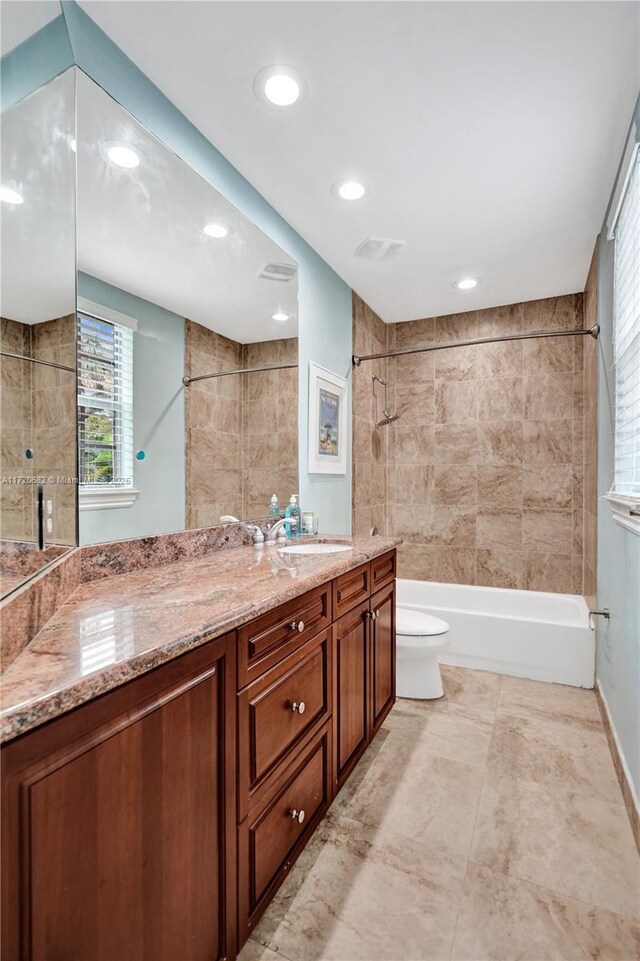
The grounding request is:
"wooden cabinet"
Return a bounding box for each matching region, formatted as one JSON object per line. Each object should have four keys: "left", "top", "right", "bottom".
{"left": 2, "top": 548, "right": 396, "bottom": 961}
{"left": 237, "top": 583, "right": 332, "bottom": 686}
{"left": 1, "top": 634, "right": 237, "bottom": 961}
{"left": 237, "top": 723, "right": 332, "bottom": 938}
{"left": 370, "top": 581, "right": 396, "bottom": 735}
{"left": 333, "top": 599, "right": 370, "bottom": 787}
{"left": 238, "top": 629, "right": 331, "bottom": 820}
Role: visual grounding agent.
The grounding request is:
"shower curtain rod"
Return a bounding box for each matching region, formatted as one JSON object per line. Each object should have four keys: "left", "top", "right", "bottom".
{"left": 0, "top": 350, "right": 75, "bottom": 373}
{"left": 183, "top": 361, "right": 297, "bottom": 386}
{"left": 352, "top": 324, "right": 600, "bottom": 366}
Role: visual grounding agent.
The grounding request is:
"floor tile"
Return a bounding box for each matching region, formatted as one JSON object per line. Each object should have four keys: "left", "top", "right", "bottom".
{"left": 451, "top": 862, "right": 640, "bottom": 961}
{"left": 486, "top": 711, "right": 622, "bottom": 804}
{"left": 331, "top": 723, "right": 486, "bottom": 859}
{"left": 470, "top": 775, "right": 640, "bottom": 919}
{"left": 498, "top": 674, "right": 602, "bottom": 729}
{"left": 439, "top": 664, "right": 503, "bottom": 718}
{"left": 237, "top": 939, "right": 292, "bottom": 961}
{"left": 253, "top": 813, "right": 466, "bottom": 961}
{"left": 384, "top": 696, "right": 495, "bottom": 766}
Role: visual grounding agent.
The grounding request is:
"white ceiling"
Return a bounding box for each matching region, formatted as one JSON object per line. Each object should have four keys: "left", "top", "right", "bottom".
{"left": 76, "top": 0, "right": 640, "bottom": 323}
{"left": 77, "top": 72, "right": 298, "bottom": 342}
{"left": 0, "top": 68, "right": 76, "bottom": 323}
{"left": 0, "top": 0, "right": 60, "bottom": 57}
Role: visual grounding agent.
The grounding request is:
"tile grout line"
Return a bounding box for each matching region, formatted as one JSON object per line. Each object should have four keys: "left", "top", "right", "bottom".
{"left": 447, "top": 678, "right": 503, "bottom": 960}
{"left": 464, "top": 854, "right": 640, "bottom": 926}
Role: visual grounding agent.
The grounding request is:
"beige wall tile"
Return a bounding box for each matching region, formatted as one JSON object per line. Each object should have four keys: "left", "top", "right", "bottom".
{"left": 477, "top": 548, "right": 524, "bottom": 589}
{"left": 395, "top": 424, "right": 435, "bottom": 464}
{"left": 524, "top": 373, "right": 574, "bottom": 420}
{"left": 477, "top": 466, "right": 523, "bottom": 508}
{"left": 434, "top": 425, "right": 478, "bottom": 465}
{"left": 476, "top": 508, "right": 523, "bottom": 551}
{"left": 477, "top": 422, "right": 523, "bottom": 465}
{"left": 476, "top": 340, "right": 522, "bottom": 380}
{"left": 436, "top": 381, "right": 477, "bottom": 424}
{"left": 523, "top": 419, "right": 573, "bottom": 464}
{"left": 523, "top": 465, "right": 573, "bottom": 509}
{"left": 523, "top": 510, "right": 573, "bottom": 553}
{"left": 524, "top": 551, "right": 573, "bottom": 593}
{"left": 477, "top": 377, "right": 523, "bottom": 422}
{"left": 434, "top": 465, "right": 477, "bottom": 507}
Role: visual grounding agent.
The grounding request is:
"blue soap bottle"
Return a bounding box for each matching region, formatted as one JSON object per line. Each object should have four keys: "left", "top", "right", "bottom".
{"left": 285, "top": 494, "right": 302, "bottom": 538}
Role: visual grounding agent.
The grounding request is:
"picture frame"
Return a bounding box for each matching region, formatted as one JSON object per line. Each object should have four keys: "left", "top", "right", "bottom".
{"left": 308, "top": 362, "right": 348, "bottom": 475}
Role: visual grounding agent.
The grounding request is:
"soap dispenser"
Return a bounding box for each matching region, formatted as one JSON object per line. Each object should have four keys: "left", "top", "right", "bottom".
{"left": 269, "top": 494, "right": 280, "bottom": 518}
{"left": 284, "top": 494, "right": 302, "bottom": 538}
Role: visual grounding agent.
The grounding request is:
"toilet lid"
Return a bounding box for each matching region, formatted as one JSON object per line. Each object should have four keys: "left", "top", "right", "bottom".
{"left": 396, "top": 607, "right": 449, "bottom": 636}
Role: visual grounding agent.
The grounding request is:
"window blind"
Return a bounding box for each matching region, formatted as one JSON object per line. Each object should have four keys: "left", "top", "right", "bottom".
{"left": 613, "top": 149, "right": 640, "bottom": 498}
{"left": 77, "top": 313, "right": 134, "bottom": 488}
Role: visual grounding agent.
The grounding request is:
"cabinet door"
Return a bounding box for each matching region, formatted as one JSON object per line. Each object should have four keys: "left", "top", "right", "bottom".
{"left": 1, "top": 635, "right": 237, "bottom": 961}
{"left": 332, "top": 600, "right": 370, "bottom": 788}
{"left": 370, "top": 582, "right": 396, "bottom": 734}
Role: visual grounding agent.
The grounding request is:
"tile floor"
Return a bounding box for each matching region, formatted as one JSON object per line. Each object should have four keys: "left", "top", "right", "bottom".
{"left": 239, "top": 665, "right": 640, "bottom": 961}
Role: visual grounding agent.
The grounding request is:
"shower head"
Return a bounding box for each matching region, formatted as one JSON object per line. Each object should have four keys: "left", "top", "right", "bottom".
{"left": 371, "top": 373, "right": 400, "bottom": 426}
{"left": 377, "top": 410, "right": 400, "bottom": 427}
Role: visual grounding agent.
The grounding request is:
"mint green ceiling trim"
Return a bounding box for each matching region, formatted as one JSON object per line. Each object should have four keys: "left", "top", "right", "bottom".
{"left": 0, "top": 14, "right": 73, "bottom": 112}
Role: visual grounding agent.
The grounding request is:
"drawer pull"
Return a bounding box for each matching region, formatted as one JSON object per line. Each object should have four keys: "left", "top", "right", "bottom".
{"left": 289, "top": 620, "right": 305, "bottom": 633}
{"left": 289, "top": 808, "right": 305, "bottom": 824}
{"left": 291, "top": 700, "right": 306, "bottom": 715}
{"left": 366, "top": 610, "right": 378, "bottom": 621}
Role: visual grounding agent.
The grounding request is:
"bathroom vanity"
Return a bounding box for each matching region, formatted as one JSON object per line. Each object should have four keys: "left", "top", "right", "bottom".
{"left": 0, "top": 541, "right": 397, "bottom": 961}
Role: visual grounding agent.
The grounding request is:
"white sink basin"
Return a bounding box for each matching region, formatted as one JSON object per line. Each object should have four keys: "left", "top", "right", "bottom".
{"left": 278, "top": 543, "right": 352, "bottom": 555}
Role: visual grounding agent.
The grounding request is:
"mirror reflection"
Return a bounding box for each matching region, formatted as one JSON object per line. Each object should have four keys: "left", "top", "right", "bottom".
{"left": 76, "top": 73, "right": 299, "bottom": 544}
{"left": 0, "top": 65, "right": 77, "bottom": 598}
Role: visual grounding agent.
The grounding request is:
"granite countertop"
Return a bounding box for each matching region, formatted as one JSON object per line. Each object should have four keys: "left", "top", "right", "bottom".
{"left": 0, "top": 535, "right": 398, "bottom": 743}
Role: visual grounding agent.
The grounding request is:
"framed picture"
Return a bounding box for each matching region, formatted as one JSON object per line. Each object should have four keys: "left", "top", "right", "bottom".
{"left": 308, "top": 362, "right": 348, "bottom": 474}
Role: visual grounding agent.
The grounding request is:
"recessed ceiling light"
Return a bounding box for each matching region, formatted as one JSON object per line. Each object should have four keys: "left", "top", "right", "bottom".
{"left": 254, "top": 65, "right": 306, "bottom": 107}
{"left": 101, "top": 142, "right": 141, "bottom": 169}
{"left": 0, "top": 185, "right": 24, "bottom": 205}
{"left": 203, "top": 222, "right": 229, "bottom": 239}
{"left": 331, "top": 179, "right": 370, "bottom": 201}
{"left": 454, "top": 277, "right": 479, "bottom": 290}
{"left": 272, "top": 311, "right": 289, "bottom": 322}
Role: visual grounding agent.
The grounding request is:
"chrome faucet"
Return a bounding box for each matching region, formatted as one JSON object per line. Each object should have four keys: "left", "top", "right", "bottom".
{"left": 243, "top": 523, "right": 265, "bottom": 545}
{"left": 265, "top": 516, "right": 298, "bottom": 543}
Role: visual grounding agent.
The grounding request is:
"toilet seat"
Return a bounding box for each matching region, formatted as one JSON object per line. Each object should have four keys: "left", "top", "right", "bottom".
{"left": 396, "top": 608, "right": 449, "bottom": 637}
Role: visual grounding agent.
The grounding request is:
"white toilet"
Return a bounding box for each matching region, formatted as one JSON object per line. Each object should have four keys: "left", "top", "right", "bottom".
{"left": 396, "top": 607, "right": 451, "bottom": 699}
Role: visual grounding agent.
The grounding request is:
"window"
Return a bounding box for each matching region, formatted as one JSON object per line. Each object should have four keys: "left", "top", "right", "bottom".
{"left": 77, "top": 313, "right": 135, "bottom": 508}
{"left": 612, "top": 150, "right": 640, "bottom": 496}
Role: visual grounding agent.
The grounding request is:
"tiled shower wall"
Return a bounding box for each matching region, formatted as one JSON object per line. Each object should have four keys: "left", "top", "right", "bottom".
{"left": 185, "top": 320, "right": 298, "bottom": 527}
{"left": 241, "top": 338, "right": 298, "bottom": 520}
{"left": 352, "top": 293, "right": 595, "bottom": 594}
{"left": 352, "top": 294, "right": 389, "bottom": 538}
{"left": 0, "top": 315, "right": 76, "bottom": 546}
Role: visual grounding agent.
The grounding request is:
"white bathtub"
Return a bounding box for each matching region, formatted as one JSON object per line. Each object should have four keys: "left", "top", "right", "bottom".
{"left": 396, "top": 579, "right": 595, "bottom": 688}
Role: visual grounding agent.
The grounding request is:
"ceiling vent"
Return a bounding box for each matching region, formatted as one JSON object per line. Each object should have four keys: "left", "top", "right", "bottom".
{"left": 258, "top": 262, "right": 298, "bottom": 282}
{"left": 354, "top": 236, "right": 406, "bottom": 262}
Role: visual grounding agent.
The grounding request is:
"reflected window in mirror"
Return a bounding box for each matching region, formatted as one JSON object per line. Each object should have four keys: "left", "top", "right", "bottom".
{"left": 77, "top": 311, "right": 136, "bottom": 509}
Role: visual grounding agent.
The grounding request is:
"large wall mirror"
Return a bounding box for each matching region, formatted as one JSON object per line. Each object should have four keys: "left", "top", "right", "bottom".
{"left": 1, "top": 24, "right": 301, "bottom": 591}
{"left": 76, "top": 72, "right": 299, "bottom": 545}
{"left": 0, "top": 53, "right": 77, "bottom": 598}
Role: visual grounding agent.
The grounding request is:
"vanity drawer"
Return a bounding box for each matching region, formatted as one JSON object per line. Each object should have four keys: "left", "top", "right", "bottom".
{"left": 238, "top": 722, "right": 332, "bottom": 934}
{"left": 332, "top": 562, "right": 370, "bottom": 619}
{"left": 238, "top": 630, "right": 331, "bottom": 819}
{"left": 238, "top": 584, "right": 332, "bottom": 687}
{"left": 370, "top": 549, "right": 396, "bottom": 592}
